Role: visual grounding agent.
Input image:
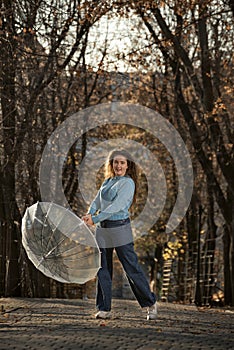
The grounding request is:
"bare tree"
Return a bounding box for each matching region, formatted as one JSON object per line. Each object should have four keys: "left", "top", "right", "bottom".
{"left": 0, "top": 0, "right": 112, "bottom": 297}
{"left": 121, "top": 0, "right": 234, "bottom": 305}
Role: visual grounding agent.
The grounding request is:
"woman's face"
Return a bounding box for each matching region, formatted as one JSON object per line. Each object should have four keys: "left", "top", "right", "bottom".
{"left": 112, "top": 155, "right": 128, "bottom": 177}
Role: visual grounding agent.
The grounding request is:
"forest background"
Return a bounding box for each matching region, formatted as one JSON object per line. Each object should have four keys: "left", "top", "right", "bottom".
{"left": 0, "top": 0, "right": 233, "bottom": 306}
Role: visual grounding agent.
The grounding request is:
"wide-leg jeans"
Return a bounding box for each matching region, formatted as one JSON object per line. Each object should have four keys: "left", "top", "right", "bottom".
{"left": 96, "top": 220, "right": 156, "bottom": 312}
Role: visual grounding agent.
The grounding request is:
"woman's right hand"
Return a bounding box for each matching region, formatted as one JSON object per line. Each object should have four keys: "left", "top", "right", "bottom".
{"left": 82, "top": 214, "right": 94, "bottom": 226}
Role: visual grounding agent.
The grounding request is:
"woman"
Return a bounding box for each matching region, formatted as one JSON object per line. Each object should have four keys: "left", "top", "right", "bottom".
{"left": 83, "top": 149, "right": 157, "bottom": 320}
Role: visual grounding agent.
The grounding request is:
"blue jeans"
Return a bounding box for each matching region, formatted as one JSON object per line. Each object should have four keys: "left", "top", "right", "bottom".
{"left": 96, "top": 220, "right": 156, "bottom": 311}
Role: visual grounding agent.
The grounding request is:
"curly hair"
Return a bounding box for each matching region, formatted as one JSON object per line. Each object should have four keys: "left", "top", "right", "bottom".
{"left": 104, "top": 149, "right": 138, "bottom": 204}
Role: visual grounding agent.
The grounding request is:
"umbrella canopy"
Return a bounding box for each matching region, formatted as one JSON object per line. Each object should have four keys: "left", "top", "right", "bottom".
{"left": 21, "top": 202, "right": 101, "bottom": 284}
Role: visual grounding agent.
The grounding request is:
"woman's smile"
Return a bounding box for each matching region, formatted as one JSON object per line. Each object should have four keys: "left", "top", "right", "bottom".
{"left": 113, "top": 156, "right": 128, "bottom": 176}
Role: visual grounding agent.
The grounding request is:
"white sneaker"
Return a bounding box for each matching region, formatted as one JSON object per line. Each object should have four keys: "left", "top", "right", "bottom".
{"left": 95, "top": 310, "right": 111, "bottom": 319}
{"left": 147, "top": 302, "right": 157, "bottom": 320}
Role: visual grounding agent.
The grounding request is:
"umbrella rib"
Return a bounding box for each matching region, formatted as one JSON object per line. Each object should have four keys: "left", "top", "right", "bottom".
{"left": 43, "top": 207, "right": 82, "bottom": 254}
{"left": 45, "top": 246, "right": 97, "bottom": 259}
{"left": 55, "top": 249, "right": 98, "bottom": 260}
{"left": 43, "top": 201, "right": 59, "bottom": 253}
{"left": 35, "top": 236, "right": 66, "bottom": 269}
{"left": 41, "top": 207, "right": 66, "bottom": 254}
{"left": 44, "top": 222, "right": 88, "bottom": 257}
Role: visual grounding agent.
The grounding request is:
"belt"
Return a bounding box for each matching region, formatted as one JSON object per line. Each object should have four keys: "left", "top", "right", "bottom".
{"left": 100, "top": 217, "right": 130, "bottom": 228}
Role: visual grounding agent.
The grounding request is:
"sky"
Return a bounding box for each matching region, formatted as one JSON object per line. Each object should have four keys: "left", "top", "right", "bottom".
{"left": 85, "top": 13, "right": 149, "bottom": 72}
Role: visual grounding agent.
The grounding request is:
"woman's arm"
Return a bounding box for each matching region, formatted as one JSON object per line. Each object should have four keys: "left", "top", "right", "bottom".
{"left": 87, "top": 188, "right": 101, "bottom": 215}
{"left": 83, "top": 179, "right": 109, "bottom": 224}
{"left": 82, "top": 191, "right": 100, "bottom": 226}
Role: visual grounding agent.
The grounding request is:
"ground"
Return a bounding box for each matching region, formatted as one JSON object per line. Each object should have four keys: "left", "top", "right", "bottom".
{"left": 0, "top": 298, "right": 234, "bottom": 350}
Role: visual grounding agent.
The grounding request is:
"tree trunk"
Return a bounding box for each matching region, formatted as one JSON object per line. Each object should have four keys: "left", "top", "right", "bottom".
{"left": 0, "top": 0, "right": 21, "bottom": 296}
{"left": 195, "top": 205, "right": 202, "bottom": 306}
{"left": 227, "top": 187, "right": 234, "bottom": 306}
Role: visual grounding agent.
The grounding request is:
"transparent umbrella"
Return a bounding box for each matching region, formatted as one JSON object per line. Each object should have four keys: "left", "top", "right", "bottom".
{"left": 21, "top": 202, "right": 101, "bottom": 284}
